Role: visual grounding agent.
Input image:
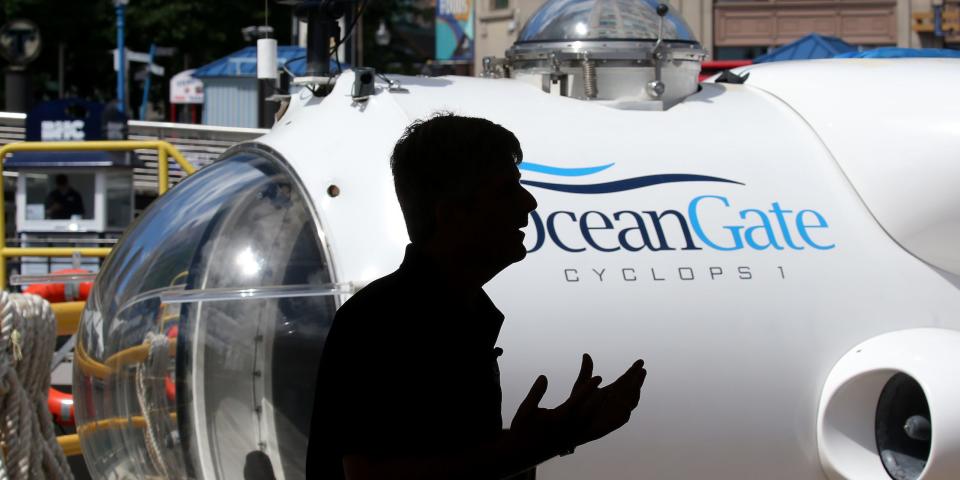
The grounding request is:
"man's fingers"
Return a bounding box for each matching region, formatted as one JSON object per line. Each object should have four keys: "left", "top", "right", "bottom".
{"left": 615, "top": 359, "right": 646, "bottom": 387}
{"left": 629, "top": 360, "right": 647, "bottom": 394}
{"left": 625, "top": 367, "right": 647, "bottom": 406}
{"left": 561, "top": 354, "right": 600, "bottom": 414}
{"left": 571, "top": 353, "right": 594, "bottom": 394}
{"left": 623, "top": 360, "right": 645, "bottom": 387}
{"left": 517, "top": 375, "right": 548, "bottom": 418}
{"left": 563, "top": 375, "right": 602, "bottom": 414}
{"left": 607, "top": 360, "right": 647, "bottom": 408}
{"left": 598, "top": 360, "right": 645, "bottom": 397}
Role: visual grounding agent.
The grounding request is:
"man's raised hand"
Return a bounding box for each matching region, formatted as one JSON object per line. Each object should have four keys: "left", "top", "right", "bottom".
{"left": 569, "top": 358, "right": 646, "bottom": 446}
{"left": 511, "top": 354, "right": 602, "bottom": 445}
{"left": 509, "top": 354, "right": 646, "bottom": 455}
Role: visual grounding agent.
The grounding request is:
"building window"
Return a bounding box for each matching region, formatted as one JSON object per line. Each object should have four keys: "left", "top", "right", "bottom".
{"left": 715, "top": 46, "right": 770, "bottom": 60}
{"left": 491, "top": 0, "right": 509, "bottom": 11}
{"left": 25, "top": 172, "right": 94, "bottom": 220}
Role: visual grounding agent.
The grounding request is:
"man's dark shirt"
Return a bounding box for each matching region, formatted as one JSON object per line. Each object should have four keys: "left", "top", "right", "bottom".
{"left": 45, "top": 188, "right": 84, "bottom": 219}
{"left": 306, "top": 245, "right": 505, "bottom": 478}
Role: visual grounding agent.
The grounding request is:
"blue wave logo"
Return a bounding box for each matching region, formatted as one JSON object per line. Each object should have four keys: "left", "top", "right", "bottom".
{"left": 518, "top": 162, "right": 743, "bottom": 194}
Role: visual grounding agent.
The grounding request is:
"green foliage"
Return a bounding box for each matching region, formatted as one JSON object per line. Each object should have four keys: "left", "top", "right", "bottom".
{"left": 0, "top": 0, "right": 291, "bottom": 110}
{"left": 0, "top": 0, "right": 437, "bottom": 112}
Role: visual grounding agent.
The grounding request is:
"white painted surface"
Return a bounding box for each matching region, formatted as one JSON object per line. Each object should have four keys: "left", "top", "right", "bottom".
{"left": 254, "top": 60, "right": 960, "bottom": 479}
{"left": 730, "top": 58, "right": 960, "bottom": 277}
{"left": 818, "top": 329, "right": 960, "bottom": 480}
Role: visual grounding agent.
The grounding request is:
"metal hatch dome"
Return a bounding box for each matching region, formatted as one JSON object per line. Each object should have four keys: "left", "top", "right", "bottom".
{"left": 484, "top": 0, "right": 706, "bottom": 109}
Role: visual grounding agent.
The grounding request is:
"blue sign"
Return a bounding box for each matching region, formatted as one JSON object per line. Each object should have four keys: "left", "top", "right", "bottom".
{"left": 25, "top": 99, "right": 127, "bottom": 142}
{"left": 9, "top": 99, "right": 133, "bottom": 169}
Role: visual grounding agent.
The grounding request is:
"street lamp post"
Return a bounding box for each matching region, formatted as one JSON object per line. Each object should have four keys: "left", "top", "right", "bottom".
{"left": 114, "top": 0, "right": 129, "bottom": 113}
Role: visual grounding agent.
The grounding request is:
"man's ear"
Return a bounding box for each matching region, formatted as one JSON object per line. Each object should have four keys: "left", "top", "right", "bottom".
{"left": 434, "top": 198, "right": 466, "bottom": 231}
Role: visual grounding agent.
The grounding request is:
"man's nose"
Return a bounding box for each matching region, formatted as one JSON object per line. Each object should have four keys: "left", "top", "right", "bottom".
{"left": 521, "top": 186, "right": 538, "bottom": 213}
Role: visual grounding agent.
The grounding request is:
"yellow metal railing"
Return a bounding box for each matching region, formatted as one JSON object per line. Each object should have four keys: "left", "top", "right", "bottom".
{"left": 0, "top": 140, "right": 196, "bottom": 290}
{"left": 0, "top": 140, "right": 196, "bottom": 457}
{"left": 57, "top": 434, "right": 81, "bottom": 457}
{"left": 74, "top": 337, "right": 177, "bottom": 380}
{"left": 58, "top": 412, "right": 179, "bottom": 457}
{"left": 52, "top": 301, "right": 84, "bottom": 336}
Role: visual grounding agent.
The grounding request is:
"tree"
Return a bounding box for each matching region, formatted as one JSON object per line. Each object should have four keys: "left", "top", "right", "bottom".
{"left": 0, "top": 0, "right": 436, "bottom": 114}
{"left": 0, "top": 0, "right": 292, "bottom": 112}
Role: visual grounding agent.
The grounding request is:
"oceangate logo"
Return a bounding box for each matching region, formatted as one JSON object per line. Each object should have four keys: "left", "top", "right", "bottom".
{"left": 518, "top": 162, "right": 743, "bottom": 194}
{"left": 518, "top": 162, "right": 836, "bottom": 254}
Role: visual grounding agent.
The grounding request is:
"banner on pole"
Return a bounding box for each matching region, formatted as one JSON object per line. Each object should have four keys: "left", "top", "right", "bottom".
{"left": 170, "top": 69, "right": 203, "bottom": 104}
{"left": 436, "top": 0, "right": 474, "bottom": 62}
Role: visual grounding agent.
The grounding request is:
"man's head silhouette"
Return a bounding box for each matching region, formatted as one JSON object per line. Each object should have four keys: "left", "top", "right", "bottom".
{"left": 308, "top": 115, "right": 646, "bottom": 480}
{"left": 391, "top": 113, "right": 537, "bottom": 280}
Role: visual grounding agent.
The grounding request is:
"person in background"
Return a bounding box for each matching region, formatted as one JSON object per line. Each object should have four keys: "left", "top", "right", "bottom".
{"left": 45, "top": 174, "right": 84, "bottom": 219}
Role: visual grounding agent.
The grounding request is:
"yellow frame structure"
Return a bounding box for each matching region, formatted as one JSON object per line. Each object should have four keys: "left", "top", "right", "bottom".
{"left": 0, "top": 141, "right": 196, "bottom": 458}
{"left": 0, "top": 140, "right": 196, "bottom": 290}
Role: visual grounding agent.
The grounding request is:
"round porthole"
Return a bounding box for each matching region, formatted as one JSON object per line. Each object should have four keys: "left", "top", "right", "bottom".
{"left": 876, "top": 373, "right": 931, "bottom": 480}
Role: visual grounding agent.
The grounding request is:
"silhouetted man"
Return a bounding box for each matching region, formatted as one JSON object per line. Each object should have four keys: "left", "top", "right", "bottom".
{"left": 307, "top": 114, "right": 646, "bottom": 479}
{"left": 45, "top": 174, "right": 84, "bottom": 219}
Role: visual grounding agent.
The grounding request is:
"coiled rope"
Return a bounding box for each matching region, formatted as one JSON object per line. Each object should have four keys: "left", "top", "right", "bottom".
{"left": 0, "top": 292, "right": 73, "bottom": 479}
{"left": 136, "top": 331, "right": 174, "bottom": 478}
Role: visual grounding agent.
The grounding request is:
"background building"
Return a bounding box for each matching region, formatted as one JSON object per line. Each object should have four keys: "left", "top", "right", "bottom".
{"left": 473, "top": 0, "right": 958, "bottom": 71}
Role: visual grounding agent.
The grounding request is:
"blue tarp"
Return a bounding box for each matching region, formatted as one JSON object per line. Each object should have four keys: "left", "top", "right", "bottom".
{"left": 834, "top": 47, "right": 960, "bottom": 59}
{"left": 193, "top": 46, "right": 346, "bottom": 78}
{"left": 753, "top": 33, "right": 857, "bottom": 63}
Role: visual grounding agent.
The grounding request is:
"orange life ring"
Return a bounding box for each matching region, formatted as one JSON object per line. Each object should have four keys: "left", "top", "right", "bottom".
{"left": 165, "top": 326, "right": 178, "bottom": 402}
{"left": 39, "top": 269, "right": 92, "bottom": 425}
{"left": 24, "top": 268, "right": 92, "bottom": 303}
{"left": 48, "top": 387, "right": 74, "bottom": 426}
{"left": 46, "top": 286, "right": 179, "bottom": 424}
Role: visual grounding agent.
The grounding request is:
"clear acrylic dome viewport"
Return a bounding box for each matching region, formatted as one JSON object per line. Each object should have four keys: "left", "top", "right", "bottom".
{"left": 74, "top": 145, "right": 340, "bottom": 480}
{"left": 518, "top": 0, "right": 697, "bottom": 43}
